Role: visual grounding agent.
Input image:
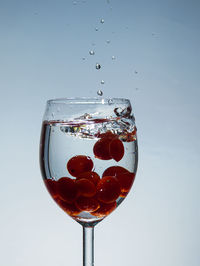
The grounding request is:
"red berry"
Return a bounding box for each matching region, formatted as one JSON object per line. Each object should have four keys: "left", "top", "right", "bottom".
{"left": 75, "top": 196, "right": 100, "bottom": 212}
{"left": 44, "top": 179, "right": 58, "bottom": 199}
{"left": 102, "top": 166, "right": 135, "bottom": 194}
{"left": 76, "top": 178, "right": 96, "bottom": 197}
{"left": 91, "top": 201, "right": 117, "bottom": 217}
{"left": 57, "top": 177, "right": 78, "bottom": 203}
{"left": 56, "top": 198, "right": 81, "bottom": 216}
{"left": 67, "top": 155, "right": 93, "bottom": 177}
{"left": 93, "top": 132, "right": 124, "bottom": 161}
{"left": 96, "top": 176, "right": 121, "bottom": 203}
{"left": 116, "top": 172, "right": 135, "bottom": 193}
{"left": 109, "top": 138, "right": 124, "bottom": 162}
{"left": 102, "top": 166, "right": 129, "bottom": 178}
{"left": 76, "top": 171, "right": 100, "bottom": 186}
{"left": 93, "top": 137, "right": 112, "bottom": 160}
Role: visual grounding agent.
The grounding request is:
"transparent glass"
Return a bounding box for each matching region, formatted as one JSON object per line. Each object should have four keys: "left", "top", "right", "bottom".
{"left": 40, "top": 97, "right": 138, "bottom": 266}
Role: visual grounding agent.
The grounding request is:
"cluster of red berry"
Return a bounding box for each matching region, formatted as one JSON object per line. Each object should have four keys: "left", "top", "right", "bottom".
{"left": 44, "top": 132, "right": 135, "bottom": 218}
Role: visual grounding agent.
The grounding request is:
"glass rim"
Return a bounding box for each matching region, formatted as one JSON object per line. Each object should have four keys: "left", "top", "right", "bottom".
{"left": 47, "top": 97, "right": 130, "bottom": 105}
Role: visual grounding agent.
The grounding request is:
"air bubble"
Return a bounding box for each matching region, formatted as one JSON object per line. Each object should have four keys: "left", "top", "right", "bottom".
{"left": 97, "top": 90, "right": 103, "bottom": 96}
{"left": 134, "top": 70, "right": 138, "bottom": 74}
{"left": 111, "top": 55, "right": 116, "bottom": 60}
{"left": 89, "top": 50, "right": 95, "bottom": 55}
{"left": 108, "top": 99, "right": 113, "bottom": 105}
{"left": 82, "top": 57, "right": 86, "bottom": 60}
{"left": 95, "top": 27, "right": 98, "bottom": 31}
{"left": 96, "top": 63, "right": 101, "bottom": 70}
{"left": 100, "top": 19, "right": 104, "bottom": 24}
{"left": 101, "top": 80, "right": 105, "bottom": 84}
{"left": 106, "top": 40, "right": 110, "bottom": 44}
{"left": 73, "top": 1, "right": 77, "bottom": 5}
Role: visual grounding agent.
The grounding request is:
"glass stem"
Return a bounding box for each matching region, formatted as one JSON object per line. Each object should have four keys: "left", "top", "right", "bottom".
{"left": 83, "top": 226, "right": 94, "bottom": 266}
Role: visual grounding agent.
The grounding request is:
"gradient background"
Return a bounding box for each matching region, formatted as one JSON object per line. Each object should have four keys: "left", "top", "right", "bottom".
{"left": 0, "top": 0, "right": 200, "bottom": 265}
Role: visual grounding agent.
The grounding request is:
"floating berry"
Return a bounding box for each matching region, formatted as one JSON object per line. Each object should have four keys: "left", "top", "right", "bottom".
{"left": 91, "top": 201, "right": 117, "bottom": 217}
{"left": 76, "top": 178, "right": 96, "bottom": 197}
{"left": 57, "top": 177, "right": 78, "bottom": 203}
{"left": 109, "top": 138, "right": 124, "bottom": 162}
{"left": 67, "top": 155, "right": 93, "bottom": 177}
{"left": 44, "top": 179, "right": 57, "bottom": 199}
{"left": 75, "top": 196, "right": 100, "bottom": 212}
{"left": 93, "top": 137, "right": 112, "bottom": 160}
{"left": 93, "top": 132, "right": 124, "bottom": 162}
{"left": 56, "top": 198, "right": 81, "bottom": 216}
{"left": 96, "top": 176, "right": 121, "bottom": 203}
{"left": 102, "top": 166, "right": 129, "bottom": 177}
{"left": 76, "top": 171, "right": 100, "bottom": 186}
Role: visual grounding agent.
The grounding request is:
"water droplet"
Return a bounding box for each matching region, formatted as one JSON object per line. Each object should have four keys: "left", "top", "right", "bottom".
{"left": 106, "top": 40, "right": 110, "bottom": 44}
{"left": 100, "top": 19, "right": 104, "bottom": 24}
{"left": 111, "top": 55, "right": 116, "bottom": 60}
{"left": 96, "top": 63, "right": 101, "bottom": 70}
{"left": 101, "top": 80, "right": 105, "bottom": 84}
{"left": 51, "top": 112, "right": 55, "bottom": 118}
{"left": 134, "top": 70, "right": 138, "bottom": 74}
{"left": 89, "top": 50, "right": 95, "bottom": 55}
{"left": 95, "top": 27, "right": 98, "bottom": 31}
{"left": 97, "top": 90, "right": 103, "bottom": 96}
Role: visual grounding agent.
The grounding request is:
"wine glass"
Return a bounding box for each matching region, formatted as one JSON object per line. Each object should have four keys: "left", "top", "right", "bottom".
{"left": 40, "top": 97, "right": 138, "bottom": 266}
